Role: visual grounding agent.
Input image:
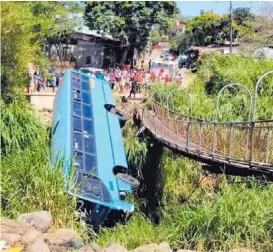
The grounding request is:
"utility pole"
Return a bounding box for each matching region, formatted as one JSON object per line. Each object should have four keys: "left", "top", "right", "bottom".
{"left": 229, "top": 1, "right": 232, "bottom": 54}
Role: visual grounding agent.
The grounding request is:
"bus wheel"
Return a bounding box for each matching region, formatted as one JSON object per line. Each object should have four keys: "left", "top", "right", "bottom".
{"left": 116, "top": 173, "right": 140, "bottom": 189}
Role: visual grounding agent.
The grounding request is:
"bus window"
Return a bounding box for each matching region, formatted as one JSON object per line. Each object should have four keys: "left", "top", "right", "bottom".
{"left": 83, "top": 119, "right": 93, "bottom": 135}
{"left": 74, "top": 133, "right": 83, "bottom": 151}
{"left": 73, "top": 117, "right": 82, "bottom": 133}
{"left": 82, "top": 81, "right": 90, "bottom": 92}
{"left": 84, "top": 135, "right": 96, "bottom": 154}
{"left": 82, "top": 92, "right": 91, "bottom": 104}
{"left": 73, "top": 102, "right": 82, "bottom": 117}
{"left": 85, "top": 153, "right": 97, "bottom": 173}
{"left": 83, "top": 104, "right": 92, "bottom": 119}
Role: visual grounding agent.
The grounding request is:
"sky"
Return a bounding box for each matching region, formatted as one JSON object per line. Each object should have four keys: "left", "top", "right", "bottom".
{"left": 177, "top": 1, "right": 263, "bottom": 17}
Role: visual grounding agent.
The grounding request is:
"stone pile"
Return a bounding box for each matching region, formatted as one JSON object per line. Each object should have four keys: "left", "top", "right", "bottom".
{"left": 0, "top": 211, "right": 256, "bottom": 252}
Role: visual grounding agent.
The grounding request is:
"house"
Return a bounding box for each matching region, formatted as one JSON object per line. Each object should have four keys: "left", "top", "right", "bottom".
{"left": 46, "top": 14, "right": 121, "bottom": 69}
{"left": 174, "top": 21, "right": 187, "bottom": 32}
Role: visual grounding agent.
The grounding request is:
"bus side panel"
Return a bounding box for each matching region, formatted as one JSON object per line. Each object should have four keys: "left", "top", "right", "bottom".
{"left": 102, "top": 81, "right": 128, "bottom": 170}
{"left": 90, "top": 78, "right": 120, "bottom": 202}
{"left": 51, "top": 70, "right": 72, "bottom": 179}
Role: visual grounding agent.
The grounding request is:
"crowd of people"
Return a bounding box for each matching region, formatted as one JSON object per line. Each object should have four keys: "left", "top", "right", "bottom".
{"left": 30, "top": 65, "right": 184, "bottom": 98}
{"left": 108, "top": 66, "right": 184, "bottom": 98}
{"left": 32, "top": 71, "right": 64, "bottom": 93}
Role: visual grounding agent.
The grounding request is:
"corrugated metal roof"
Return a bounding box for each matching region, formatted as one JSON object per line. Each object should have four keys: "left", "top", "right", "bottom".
{"left": 71, "top": 13, "right": 119, "bottom": 41}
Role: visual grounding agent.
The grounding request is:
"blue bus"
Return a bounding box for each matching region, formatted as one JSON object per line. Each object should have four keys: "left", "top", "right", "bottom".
{"left": 51, "top": 69, "right": 139, "bottom": 226}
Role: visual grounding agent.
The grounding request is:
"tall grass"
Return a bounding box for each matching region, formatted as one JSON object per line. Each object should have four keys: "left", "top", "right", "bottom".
{"left": 1, "top": 96, "right": 84, "bottom": 234}
{"left": 122, "top": 120, "right": 148, "bottom": 179}
{"left": 1, "top": 96, "right": 46, "bottom": 156}
{"left": 96, "top": 149, "right": 273, "bottom": 252}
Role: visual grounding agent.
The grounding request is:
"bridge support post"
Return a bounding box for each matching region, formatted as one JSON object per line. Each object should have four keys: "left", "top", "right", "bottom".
{"left": 199, "top": 123, "right": 203, "bottom": 152}
{"left": 248, "top": 121, "right": 255, "bottom": 163}
{"left": 266, "top": 128, "right": 271, "bottom": 163}
{"left": 186, "top": 122, "right": 191, "bottom": 148}
{"left": 228, "top": 123, "right": 233, "bottom": 157}
{"left": 212, "top": 123, "right": 217, "bottom": 154}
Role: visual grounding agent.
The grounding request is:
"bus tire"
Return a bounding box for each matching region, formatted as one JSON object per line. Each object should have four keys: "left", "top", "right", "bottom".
{"left": 116, "top": 173, "right": 140, "bottom": 189}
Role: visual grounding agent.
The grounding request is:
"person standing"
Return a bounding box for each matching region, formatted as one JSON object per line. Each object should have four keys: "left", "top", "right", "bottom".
{"left": 120, "top": 68, "right": 127, "bottom": 93}
{"left": 34, "top": 71, "right": 41, "bottom": 92}
{"left": 109, "top": 68, "right": 116, "bottom": 90}
{"left": 128, "top": 78, "right": 137, "bottom": 98}
{"left": 50, "top": 74, "right": 57, "bottom": 92}
{"left": 115, "top": 67, "right": 121, "bottom": 92}
{"left": 164, "top": 74, "right": 169, "bottom": 84}
{"left": 148, "top": 59, "right": 151, "bottom": 72}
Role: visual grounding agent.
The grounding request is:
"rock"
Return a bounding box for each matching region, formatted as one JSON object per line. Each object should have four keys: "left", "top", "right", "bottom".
{"left": 89, "top": 242, "right": 101, "bottom": 252}
{"left": 27, "top": 238, "right": 50, "bottom": 252}
{"left": 78, "top": 246, "right": 96, "bottom": 252}
{"left": 0, "top": 233, "right": 22, "bottom": 246}
{"left": 17, "top": 211, "right": 52, "bottom": 231}
{"left": 228, "top": 249, "right": 256, "bottom": 252}
{"left": 159, "top": 242, "right": 171, "bottom": 252}
{"left": 71, "top": 239, "right": 85, "bottom": 249}
{"left": 1, "top": 218, "right": 30, "bottom": 235}
{"left": 22, "top": 229, "right": 42, "bottom": 243}
{"left": 43, "top": 228, "right": 83, "bottom": 249}
{"left": 103, "top": 242, "right": 128, "bottom": 252}
{"left": 132, "top": 243, "right": 159, "bottom": 252}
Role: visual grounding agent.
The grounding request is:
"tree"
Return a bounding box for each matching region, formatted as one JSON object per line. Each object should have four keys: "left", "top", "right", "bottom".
{"left": 217, "top": 14, "right": 239, "bottom": 44}
{"left": 170, "top": 31, "right": 191, "bottom": 53}
{"left": 253, "top": 2, "right": 273, "bottom": 47}
{"left": 45, "top": 3, "right": 83, "bottom": 62}
{"left": 84, "top": 1, "right": 178, "bottom": 62}
{"left": 237, "top": 3, "right": 273, "bottom": 50}
{"left": 185, "top": 12, "right": 222, "bottom": 46}
{"left": 233, "top": 7, "right": 254, "bottom": 26}
{"left": 1, "top": 2, "right": 80, "bottom": 94}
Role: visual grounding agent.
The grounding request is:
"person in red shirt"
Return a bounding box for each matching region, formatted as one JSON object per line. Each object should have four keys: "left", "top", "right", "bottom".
{"left": 151, "top": 72, "right": 156, "bottom": 82}
{"left": 164, "top": 74, "right": 169, "bottom": 84}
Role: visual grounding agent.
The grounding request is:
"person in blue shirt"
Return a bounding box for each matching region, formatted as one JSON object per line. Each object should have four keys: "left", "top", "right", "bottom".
{"left": 96, "top": 72, "right": 104, "bottom": 80}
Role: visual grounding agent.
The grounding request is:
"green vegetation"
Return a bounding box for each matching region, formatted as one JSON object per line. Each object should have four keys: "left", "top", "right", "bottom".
{"left": 96, "top": 54, "right": 273, "bottom": 251}
{"left": 97, "top": 149, "right": 273, "bottom": 251}
{"left": 84, "top": 1, "right": 178, "bottom": 61}
{"left": 0, "top": 97, "right": 84, "bottom": 234}
{"left": 1, "top": 2, "right": 273, "bottom": 251}
{"left": 151, "top": 54, "right": 273, "bottom": 121}
{"left": 1, "top": 1, "right": 81, "bottom": 94}
{"left": 122, "top": 120, "right": 148, "bottom": 178}
{"left": 171, "top": 5, "right": 273, "bottom": 53}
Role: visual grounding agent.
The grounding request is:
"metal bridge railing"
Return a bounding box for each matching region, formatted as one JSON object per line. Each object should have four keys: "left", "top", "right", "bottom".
{"left": 143, "top": 103, "right": 273, "bottom": 167}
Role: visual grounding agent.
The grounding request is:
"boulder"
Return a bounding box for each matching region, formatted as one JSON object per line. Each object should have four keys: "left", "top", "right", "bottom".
{"left": 43, "top": 228, "right": 83, "bottom": 249}
{"left": 132, "top": 243, "right": 159, "bottom": 252}
{"left": 22, "top": 229, "right": 42, "bottom": 243}
{"left": 159, "top": 242, "right": 171, "bottom": 252}
{"left": 27, "top": 238, "right": 50, "bottom": 252}
{"left": 103, "top": 242, "right": 128, "bottom": 252}
{"left": 89, "top": 242, "right": 101, "bottom": 252}
{"left": 78, "top": 246, "right": 96, "bottom": 252}
{"left": 0, "top": 233, "right": 22, "bottom": 246}
{"left": 17, "top": 211, "right": 52, "bottom": 231}
{"left": 1, "top": 218, "right": 30, "bottom": 235}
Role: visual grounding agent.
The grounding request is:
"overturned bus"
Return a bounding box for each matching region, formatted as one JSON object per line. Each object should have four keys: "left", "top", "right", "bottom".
{"left": 51, "top": 70, "right": 139, "bottom": 226}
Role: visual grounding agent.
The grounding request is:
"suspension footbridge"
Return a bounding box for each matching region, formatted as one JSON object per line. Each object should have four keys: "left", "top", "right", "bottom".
{"left": 137, "top": 71, "right": 273, "bottom": 179}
